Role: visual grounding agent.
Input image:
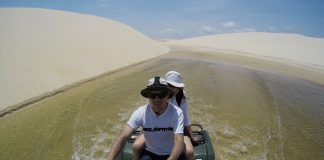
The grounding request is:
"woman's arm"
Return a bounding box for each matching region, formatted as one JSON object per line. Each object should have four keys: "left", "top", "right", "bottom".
{"left": 184, "top": 125, "right": 198, "bottom": 146}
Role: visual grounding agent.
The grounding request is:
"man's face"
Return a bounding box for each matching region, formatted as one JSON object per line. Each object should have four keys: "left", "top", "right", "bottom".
{"left": 148, "top": 91, "right": 169, "bottom": 113}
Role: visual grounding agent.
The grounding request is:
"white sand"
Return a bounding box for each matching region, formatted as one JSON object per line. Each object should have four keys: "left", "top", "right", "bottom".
{"left": 2, "top": 8, "right": 324, "bottom": 113}
{"left": 165, "top": 32, "right": 324, "bottom": 68}
{"left": 0, "top": 8, "right": 168, "bottom": 111}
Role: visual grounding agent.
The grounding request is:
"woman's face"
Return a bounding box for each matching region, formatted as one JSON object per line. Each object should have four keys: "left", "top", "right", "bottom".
{"left": 168, "top": 84, "right": 180, "bottom": 95}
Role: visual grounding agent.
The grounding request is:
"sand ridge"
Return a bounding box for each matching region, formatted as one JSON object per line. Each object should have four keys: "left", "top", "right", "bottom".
{"left": 164, "top": 32, "right": 324, "bottom": 69}
{"left": 0, "top": 8, "right": 168, "bottom": 111}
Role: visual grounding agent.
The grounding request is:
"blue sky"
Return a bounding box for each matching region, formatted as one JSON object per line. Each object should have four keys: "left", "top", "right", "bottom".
{"left": 1, "top": 0, "right": 324, "bottom": 39}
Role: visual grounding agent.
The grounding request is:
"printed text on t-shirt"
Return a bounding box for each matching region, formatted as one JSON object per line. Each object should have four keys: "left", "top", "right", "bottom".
{"left": 143, "top": 127, "right": 173, "bottom": 132}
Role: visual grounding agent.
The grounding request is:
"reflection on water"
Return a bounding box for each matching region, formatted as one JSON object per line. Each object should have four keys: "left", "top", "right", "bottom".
{"left": 0, "top": 53, "right": 323, "bottom": 160}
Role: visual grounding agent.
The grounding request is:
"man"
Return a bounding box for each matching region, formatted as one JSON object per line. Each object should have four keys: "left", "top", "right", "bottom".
{"left": 107, "top": 76, "right": 184, "bottom": 160}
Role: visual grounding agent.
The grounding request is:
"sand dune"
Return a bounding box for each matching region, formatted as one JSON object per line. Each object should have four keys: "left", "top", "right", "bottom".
{"left": 165, "top": 32, "right": 324, "bottom": 69}
{"left": 0, "top": 8, "right": 168, "bottom": 111}
{"left": 2, "top": 8, "right": 324, "bottom": 115}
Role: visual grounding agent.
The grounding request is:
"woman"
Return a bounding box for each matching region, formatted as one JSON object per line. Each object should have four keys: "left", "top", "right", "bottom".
{"left": 165, "top": 71, "right": 196, "bottom": 160}
{"left": 133, "top": 71, "right": 196, "bottom": 160}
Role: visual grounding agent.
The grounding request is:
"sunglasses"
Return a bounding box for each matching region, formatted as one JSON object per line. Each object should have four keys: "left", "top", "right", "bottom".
{"left": 148, "top": 91, "right": 168, "bottom": 99}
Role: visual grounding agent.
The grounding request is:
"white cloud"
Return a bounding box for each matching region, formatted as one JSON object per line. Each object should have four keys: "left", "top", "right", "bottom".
{"left": 267, "top": 26, "right": 277, "bottom": 31}
{"left": 285, "top": 25, "right": 293, "bottom": 31}
{"left": 221, "top": 21, "right": 236, "bottom": 28}
{"left": 232, "top": 27, "right": 256, "bottom": 32}
{"left": 199, "top": 26, "right": 221, "bottom": 34}
{"left": 264, "top": 25, "right": 294, "bottom": 33}
{"left": 240, "top": 28, "right": 256, "bottom": 32}
{"left": 159, "top": 28, "right": 185, "bottom": 35}
{"left": 160, "top": 28, "right": 176, "bottom": 34}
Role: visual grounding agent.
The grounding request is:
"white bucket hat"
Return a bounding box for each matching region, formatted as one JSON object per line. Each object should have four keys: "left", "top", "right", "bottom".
{"left": 165, "top": 71, "right": 185, "bottom": 88}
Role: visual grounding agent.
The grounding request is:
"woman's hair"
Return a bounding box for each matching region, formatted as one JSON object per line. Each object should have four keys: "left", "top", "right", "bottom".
{"left": 176, "top": 88, "right": 186, "bottom": 106}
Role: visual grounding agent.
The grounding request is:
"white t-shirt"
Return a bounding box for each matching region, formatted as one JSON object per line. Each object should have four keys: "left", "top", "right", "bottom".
{"left": 127, "top": 102, "right": 184, "bottom": 155}
{"left": 169, "top": 96, "right": 191, "bottom": 126}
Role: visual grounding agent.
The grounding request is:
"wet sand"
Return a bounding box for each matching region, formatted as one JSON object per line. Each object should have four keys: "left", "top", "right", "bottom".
{"left": 0, "top": 48, "right": 323, "bottom": 160}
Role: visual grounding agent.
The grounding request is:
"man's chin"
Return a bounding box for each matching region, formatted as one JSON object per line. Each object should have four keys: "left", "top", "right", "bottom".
{"left": 153, "top": 103, "right": 162, "bottom": 107}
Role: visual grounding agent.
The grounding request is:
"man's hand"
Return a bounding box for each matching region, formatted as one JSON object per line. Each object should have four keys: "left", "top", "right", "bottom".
{"left": 107, "top": 125, "right": 134, "bottom": 160}
{"left": 167, "top": 133, "right": 184, "bottom": 160}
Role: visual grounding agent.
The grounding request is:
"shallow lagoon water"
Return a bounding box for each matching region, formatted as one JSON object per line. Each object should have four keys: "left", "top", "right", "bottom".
{"left": 0, "top": 50, "right": 323, "bottom": 160}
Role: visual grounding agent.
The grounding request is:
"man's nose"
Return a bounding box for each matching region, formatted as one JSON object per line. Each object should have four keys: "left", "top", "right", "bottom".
{"left": 153, "top": 97, "right": 160, "bottom": 100}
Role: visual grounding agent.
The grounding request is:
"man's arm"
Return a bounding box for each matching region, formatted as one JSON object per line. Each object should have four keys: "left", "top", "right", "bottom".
{"left": 107, "top": 125, "right": 134, "bottom": 160}
{"left": 167, "top": 133, "right": 184, "bottom": 160}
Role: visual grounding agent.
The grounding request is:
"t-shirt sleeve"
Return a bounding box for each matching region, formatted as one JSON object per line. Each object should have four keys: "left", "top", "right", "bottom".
{"left": 127, "top": 108, "right": 142, "bottom": 129}
{"left": 174, "top": 109, "right": 184, "bottom": 134}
